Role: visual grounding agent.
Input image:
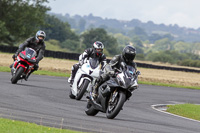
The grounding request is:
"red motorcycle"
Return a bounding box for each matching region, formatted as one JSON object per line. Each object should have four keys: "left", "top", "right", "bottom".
{"left": 11, "top": 47, "right": 36, "bottom": 84}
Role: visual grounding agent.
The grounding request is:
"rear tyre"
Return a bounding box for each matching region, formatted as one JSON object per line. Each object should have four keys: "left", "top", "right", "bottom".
{"left": 106, "top": 91, "right": 126, "bottom": 119}
{"left": 11, "top": 67, "right": 24, "bottom": 84}
{"left": 76, "top": 79, "right": 90, "bottom": 100}
{"left": 85, "top": 101, "right": 99, "bottom": 116}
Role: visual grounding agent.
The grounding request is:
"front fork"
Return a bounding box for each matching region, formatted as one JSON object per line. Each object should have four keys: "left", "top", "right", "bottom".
{"left": 109, "top": 89, "right": 118, "bottom": 103}
{"left": 11, "top": 60, "right": 18, "bottom": 75}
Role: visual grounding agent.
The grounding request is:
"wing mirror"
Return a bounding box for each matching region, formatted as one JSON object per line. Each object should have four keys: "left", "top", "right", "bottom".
{"left": 136, "top": 71, "right": 141, "bottom": 75}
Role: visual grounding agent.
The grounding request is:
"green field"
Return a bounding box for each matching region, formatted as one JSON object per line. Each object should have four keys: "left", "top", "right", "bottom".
{"left": 167, "top": 104, "right": 200, "bottom": 121}
{"left": 139, "top": 81, "right": 200, "bottom": 90}
{"left": 0, "top": 118, "right": 84, "bottom": 133}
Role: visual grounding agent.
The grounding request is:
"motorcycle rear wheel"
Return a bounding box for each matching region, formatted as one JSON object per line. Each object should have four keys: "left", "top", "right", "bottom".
{"left": 106, "top": 91, "right": 126, "bottom": 119}
{"left": 76, "top": 79, "right": 90, "bottom": 100}
{"left": 11, "top": 67, "right": 24, "bottom": 84}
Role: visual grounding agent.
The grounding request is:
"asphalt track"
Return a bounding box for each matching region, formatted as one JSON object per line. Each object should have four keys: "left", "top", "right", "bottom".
{"left": 0, "top": 71, "right": 200, "bottom": 133}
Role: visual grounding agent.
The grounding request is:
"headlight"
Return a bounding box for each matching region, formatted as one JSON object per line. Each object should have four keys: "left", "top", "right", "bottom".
{"left": 20, "top": 53, "right": 26, "bottom": 59}
{"left": 129, "top": 81, "right": 138, "bottom": 91}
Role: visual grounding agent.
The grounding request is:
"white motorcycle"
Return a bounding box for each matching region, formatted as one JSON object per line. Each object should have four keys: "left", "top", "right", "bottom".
{"left": 69, "top": 57, "right": 101, "bottom": 100}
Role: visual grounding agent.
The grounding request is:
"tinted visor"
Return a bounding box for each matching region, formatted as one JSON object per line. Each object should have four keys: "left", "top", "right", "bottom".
{"left": 125, "top": 53, "right": 135, "bottom": 61}
{"left": 38, "top": 36, "right": 44, "bottom": 39}
{"left": 95, "top": 48, "right": 103, "bottom": 52}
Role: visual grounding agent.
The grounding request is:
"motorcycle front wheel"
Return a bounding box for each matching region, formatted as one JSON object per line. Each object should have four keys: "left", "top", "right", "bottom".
{"left": 69, "top": 89, "right": 75, "bottom": 99}
{"left": 76, "top": 79, "right": 90, "bottom": 100}
{"left": 85, "top": 100, "right": 99, "bottom": 116}
{"left": 106, "top": 91, "right": 126, "bottom": 119}
{"left": 11, "top": 67, "right": 25, "bottom": 84}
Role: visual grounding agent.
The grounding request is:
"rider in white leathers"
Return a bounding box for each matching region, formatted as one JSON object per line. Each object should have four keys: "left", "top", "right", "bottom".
{"left": 68, "top": 41, "right": 107, "bottom": 87}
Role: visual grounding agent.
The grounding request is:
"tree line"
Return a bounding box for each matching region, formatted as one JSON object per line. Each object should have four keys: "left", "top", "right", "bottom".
{"left": 0, "top": 0, "right": 200, "bottom": 68}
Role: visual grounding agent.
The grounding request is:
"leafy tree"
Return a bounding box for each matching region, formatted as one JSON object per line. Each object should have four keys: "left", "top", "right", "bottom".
{"left": 45, "top": 39, "right": 70, "bottom": 52}
{"left": 153, "top": 38, "right": 172, "bottom": 51}
{"left": 114, "top": 33, "right": 130, "bottom": 47}
{"left": 135, "top": 53, "right": 145, "bottom": 60}
{"left": 0, "top": 0, "right": 50, "bottom": 45}
{"left": 78, "top": 18, "right": 86, "bottom": 33}
{"left": 41, "top": 15, "right": 79, "bottom": 42}
{"left": 135, "top": 46, "right": 144, "bottom": 54}
{"left": 148, "top": 33, "right": 162, "bottom": 43}
{"left": 178, "top": 59, "right": 200, "bottom": 67}
{"left": 81, "top": 28, "right": 120, "bottom": 55}
{"left": 146, "top": 51, "right": 174, "bottom": 63}
{"left": 61, "top": 39, "right": 83, "bottom": 52}
{"left": 162, "top": 34, "right": 174, "bottom": 41}
{"left": 145, "top": 50, "right": 200, "bottom": 65}
{"left": 173, "top": 41, "right": 190, "bottom": 53}
{"left": 132, "top": 36, "right": 143, "bottom": 47}
{"left": 191, "top": 43, "right": 200, "bottom": 55}
{"left": 0, "top": 21, "right": 9, "bottom": 44}
{"left": 127, "top": 27, "right": 148, "bottom": 41}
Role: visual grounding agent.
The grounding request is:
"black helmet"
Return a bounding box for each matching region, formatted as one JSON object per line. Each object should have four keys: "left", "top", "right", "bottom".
{"left": 122, "top": 45, "right": 136, "bottom": 63}
{"left": 93, "top": 41, "right": 104, "bottom": 57}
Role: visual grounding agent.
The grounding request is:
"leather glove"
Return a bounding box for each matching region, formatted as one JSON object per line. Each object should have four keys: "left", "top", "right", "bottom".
{"left": 35, "top": 59, "right": 39, "bottom": 64}
{"left": 12, "top": 54, "right": 17, "bottom": 61}
{"left": 12, "top": 54, "right": 15, "bottom": 59}
{"left": 107, "top": 71, "right": 115, "bottom": 76}
{"left": 79, "top": 60, "right": 84, "bottom": 66}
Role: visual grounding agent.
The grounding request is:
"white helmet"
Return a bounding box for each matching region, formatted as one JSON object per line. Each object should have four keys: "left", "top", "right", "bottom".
{"left": 93, "top": 41, "right": 104, "bottom": 57}
{"left": 35, "top": 30, "right": 46, "bottom": 42}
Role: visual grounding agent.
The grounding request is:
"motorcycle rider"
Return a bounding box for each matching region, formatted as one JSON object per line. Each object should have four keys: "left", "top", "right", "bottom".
{"left": 11, "top": 30, "right": 46, "bottom": 80}
{"left": 92, "top": 45, "right": 137, "bottom": 98}
{"left": 68, "top": 41, "right": 107, "bottom": 87}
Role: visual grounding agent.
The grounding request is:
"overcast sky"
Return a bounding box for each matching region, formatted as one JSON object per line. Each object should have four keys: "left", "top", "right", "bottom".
{"left": 46, "top": 0, "right": 200, "bottom": 29}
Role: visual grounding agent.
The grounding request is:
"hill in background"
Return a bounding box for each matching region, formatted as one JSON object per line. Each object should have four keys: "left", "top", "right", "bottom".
{"left": 49, "top": 12, "right": 200, "bottom": 43}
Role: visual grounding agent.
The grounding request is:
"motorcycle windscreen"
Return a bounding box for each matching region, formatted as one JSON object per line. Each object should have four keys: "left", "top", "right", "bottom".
{"left": 125, "top": 65, "right": 136, "bottom": 78}
{"left": 24, "top": 47, "right": 37, "bottom": 59}
{"left": 89, "top": 57, "right": 99, "bottom": 69}
{"left": 124, "top": 65, "right": 138, "bottom": 88}
{"left": 107, "top": 65, "right": 136, "bottom": 88}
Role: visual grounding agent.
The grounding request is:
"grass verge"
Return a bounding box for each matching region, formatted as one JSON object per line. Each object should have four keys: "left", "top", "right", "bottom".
{"left": 0, "top": 118, "right": 83, "bottom": 133}
{"left": 0, "top": 66, "right": 10, "bottom": 72}
{"left": 139, "top": 81, "right": 200, "bottom": 90}
{"left": 166, "top": 104, "right": 200, "bottom": 121}
{"left": 0, "top": 66, "right": 70, "bottom": 77}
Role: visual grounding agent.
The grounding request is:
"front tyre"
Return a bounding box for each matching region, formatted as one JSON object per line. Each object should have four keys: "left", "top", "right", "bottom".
{"left": 69, "top": 89, "right": 75, "bottom": 99}
{"left": 106, "top": 91, "right": 126, "bottom": 119}
{"left": 76, "top": 79, "right": 90, "bottom": 100}
{"left": 11, "top": 67, "right": 24, "bottom": 84}
{"left": 85, "top": 101, "right": 99, "bottom": 116}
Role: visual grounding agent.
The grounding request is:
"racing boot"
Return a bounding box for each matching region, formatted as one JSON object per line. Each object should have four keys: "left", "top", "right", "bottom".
{"left": 25, "top": 70, "right": 34, "bottom": 81}
{"left": 68, "top": 64, "right": 79, "bottom": 87}
{"left": 69, "top": 79, "right": 74, "bottom": 87}
{"left": 10, "top": 64, "right": 13, "bottom": 68}
{"left": 68, "top": 73, "right": 75, "bottom": 87}
{"left": 92, "top": 77, "right": 104, "bottom": 99}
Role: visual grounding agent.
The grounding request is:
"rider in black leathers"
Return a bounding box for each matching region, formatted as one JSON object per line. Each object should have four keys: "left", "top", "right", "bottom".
{"left": 11, "top": 30, "right": 46, "bottom": 80}
{"left": 68, "top": 41, "right": 107, "bottom": 86}
{"left": 92, "top": 45, "right": 137, "bottom": 97}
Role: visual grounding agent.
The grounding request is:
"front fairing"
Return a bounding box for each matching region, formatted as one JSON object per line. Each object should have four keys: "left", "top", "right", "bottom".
{"left": 19, "top": 47, "right": 37, "bottom": 63}
{"left": 107, "top": 65, "right": 138, "bottom": 91}
{"left": 80, "top": 58, "right": 100, "bottom": 78}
